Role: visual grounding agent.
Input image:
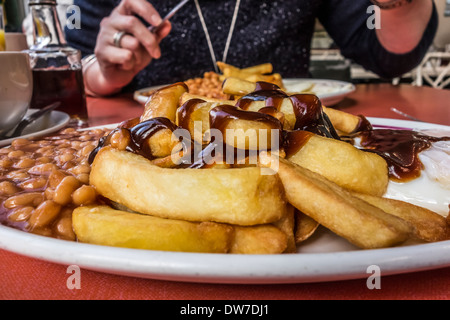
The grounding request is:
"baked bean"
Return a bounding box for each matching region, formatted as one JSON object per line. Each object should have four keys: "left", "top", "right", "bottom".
{"left": 11, "top": 138, "right": 31, "bottom": 148}
{"left": 44, "top": 187, "right": 55, "bottom": 201}
{"left": 79, "top": 158, "right": 90, "bottom": 166}
{"left": 28, "top": 200, "right": 61, "bottom": 228}
{"left": 36, "top": 156, "right": 51, "bottom": 164}
{"left": 48, "top": 170, "right": 66, "bottom": 189}
{"left": 62, "top": 161, "right": 76, "bottom": 170}
{"left": 110, "top": 129, "right": 131, "bottom": 151}
{"left": 28, "top": 163, "right": 57, "bottom": 175}
{"left": 6, "top": 170, "right": 30, "bottom": 181}
{"left": 53, "top": 176, "right": 80, "bottom": 205}
{"left": 91, "top": 129, "right": 105, "bottom": 136}
{"left": 79, "top": 134, "right": 93, "bottom": 141}
{"left": 0, "top": 158, "right": 13, "bottom": 169}
{"left": 7, "top": 150, "right": 25, "bottom": 159}
{"left": 0, "top": 147, "right": 11, "bottom": 154}
{"left": 60, "top": 128, "right": 76, "bottom": 134}
{"left": 76, "top": 173, "right": 90, "bottom": 184}
{"left": 72, "top": 185, "right": 97, "bottom": 206}
{"left": 14, "top": 158, "right": 36, "bottom": 169}
{"left": 0, "top": 181, "right": 20, "bottom": 196}
{"left": 68, "top": 164, "right": 91, "bottom": 175}
{"left": 8, "top": 206, "right": 34, "bottom": 222}
{"left": 18, "top": 177, "right": 47, "bottom": 190}
{"left": 57, "top": 152, "right": 75, "bottom": 164}
{"left": 54, "top": 216, "right": 76, "bottom": 240}
{"left": 80, "top": 144, "right": 96, "bottom": 157}
{"left": 71, "top": 140, "right": 83, "bottom": 150}
{"left": 184, "top": 72, "right": 227, "bottom": 100}
{"left": 0, "top": 127, "right": 108, "bottom": 240}
{"left": 36, "top": 146, "right": 53, "bottom": 155}
{"left": 4, "top": 192, "right": 44, "bottom": 209}
{"left": 30, "top": 226, "right": 52, "bottom": 237}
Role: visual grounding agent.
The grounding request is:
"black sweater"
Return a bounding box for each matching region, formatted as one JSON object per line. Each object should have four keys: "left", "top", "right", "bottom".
{"left": 65, "top": 0, "right": 438, "bottom": 92}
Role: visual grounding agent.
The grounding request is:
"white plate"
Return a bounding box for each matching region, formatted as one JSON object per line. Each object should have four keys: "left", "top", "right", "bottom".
{"left": 133, "top": 78, "right": 356, "bottom": 106}
{"left": 283, "top": 78, "right": 356, "bottom": 106}
{"left": 0, "top": 118, "right": 449, "bottom": 284}
{"left": 0, "top": 109, "right": 70, "bottom": 147}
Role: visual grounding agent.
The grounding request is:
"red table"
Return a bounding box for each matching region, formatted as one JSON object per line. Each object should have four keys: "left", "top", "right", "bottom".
{"left": 0, "top": 83, "right": 449, "bottom": 300}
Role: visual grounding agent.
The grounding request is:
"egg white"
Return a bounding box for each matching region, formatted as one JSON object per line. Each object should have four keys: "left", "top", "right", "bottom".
{"left": 354, "top": 131, "right": 450, "bottom": 217}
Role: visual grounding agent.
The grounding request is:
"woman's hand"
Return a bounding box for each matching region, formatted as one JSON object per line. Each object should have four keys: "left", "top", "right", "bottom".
{"left": 89, "top": 0, "right": 171, "bottom": 95}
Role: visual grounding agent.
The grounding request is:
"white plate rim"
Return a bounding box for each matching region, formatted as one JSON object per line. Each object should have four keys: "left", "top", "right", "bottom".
{"left": 282, "top": 78, "right": 356, "bottom": 98}
{"left": 0, "top": 117, "right": 449, "bottom": 284}
{"left": 133, "top": 78, "right": 356, "bottom": 105}
{"left": 0, "top": 109, "right": 70, "bottom": 147}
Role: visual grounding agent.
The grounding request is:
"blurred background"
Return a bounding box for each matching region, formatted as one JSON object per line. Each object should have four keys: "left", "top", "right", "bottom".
{"left": 310, "top": 0, "right": 450, "bottom": 89}
{"left": 1, "top": 0, "right": 449, "bottom": 89}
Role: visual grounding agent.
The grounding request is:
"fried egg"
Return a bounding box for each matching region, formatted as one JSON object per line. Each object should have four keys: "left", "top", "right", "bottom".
{"left": 384, "top": 132, "right": 449, "bottom": 217}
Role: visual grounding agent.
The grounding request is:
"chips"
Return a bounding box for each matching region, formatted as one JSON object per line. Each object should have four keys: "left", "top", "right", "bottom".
{"left": 73, "top": 205, "right": 290, "bottom": 254}
{"left": 75, "top": 63, "right": 449, "bottom": 254}
{"left": 217, "top": 61, "right": 284, "bottom": 89}
{"left": 259, "top": 155, "right": 413, "bottom": 249}
{"left": 286, "top": 133, "right": 389, "bottom": 196}
{"left": 90, "top": 147, "right": 286, "bottom": 226}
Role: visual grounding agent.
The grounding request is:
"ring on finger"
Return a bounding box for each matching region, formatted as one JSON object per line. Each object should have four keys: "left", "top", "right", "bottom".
{"left": 113, "top": 30, "right": 127, "bottom": 48}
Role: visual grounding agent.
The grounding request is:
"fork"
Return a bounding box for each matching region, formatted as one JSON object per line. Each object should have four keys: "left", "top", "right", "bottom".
{"left": 390, "top": 107, "right": 424, "bottom": 122}
{"left": 148, "top": 0, "right": 190, "bottom": 33}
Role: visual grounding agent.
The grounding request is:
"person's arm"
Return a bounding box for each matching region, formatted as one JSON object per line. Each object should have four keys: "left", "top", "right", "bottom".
{"left": 318, "top": 0, "right": 438, "bottom": 79}
{"left": 67, "top": 0, "right": 171, "bottom": 97}
{"left": 375, "top": 0, "right": 433, "bottom": 54}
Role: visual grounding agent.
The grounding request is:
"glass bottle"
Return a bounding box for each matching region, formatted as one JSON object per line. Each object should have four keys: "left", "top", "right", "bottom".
{"left": 26, "top": 0, "right": 87, "bottom": 122}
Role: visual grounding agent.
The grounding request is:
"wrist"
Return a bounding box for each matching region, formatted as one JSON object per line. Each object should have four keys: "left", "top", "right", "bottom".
{"left": 82, "top": 56, "right": 123, "bottom": 97}
{"left": 82, "top": 54, "right": 100, "bottom": 97}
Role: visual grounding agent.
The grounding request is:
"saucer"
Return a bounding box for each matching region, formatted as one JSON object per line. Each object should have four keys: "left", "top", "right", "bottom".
{"left": 0, "top": 109, "right": 70, "bottom": 147}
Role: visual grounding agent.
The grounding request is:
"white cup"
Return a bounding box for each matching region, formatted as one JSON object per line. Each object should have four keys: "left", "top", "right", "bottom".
{"left": 0, "top": 52, "right": 33, "bottom": 136}
{"left": 5, "top": 33, "right": 29, "bottom": 51}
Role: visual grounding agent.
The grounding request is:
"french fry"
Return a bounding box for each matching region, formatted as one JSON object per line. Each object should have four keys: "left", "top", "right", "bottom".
{"left": 286, "top": 133, "right": 389, "bottom": 196}
{"left": 217, "top": 61, "right": 239, "bottom": 74}
{"left": 218, "top": 62, "right": 274, "bottom": 78}
{"left": 142, "top": 128, "right": 181, "bottom": 159}
{"left": 353, "top": 192, "right": 449, "bottom": 242}
{"left": 141, "top": 82, "right": 188, "bottom": 123}
{"left": 90, "top": 147, "right": 287, "bottom": 226}
{"left": 179, "top": 92, "right": 236, "bottom": 106}
{"left": 244, "top": 74, "right": 284, "bottom": 89}
{"left": 236, "top": 98, "right": 297, "bottom": 130}
{"left": 73, "top": 205, "right": 234, "bottom": 253}
{"left": 218, "top": 62, "right": 259, "bottom": 79}
{"left": 222, "top": 77, "right": 258, "bottom": 96}
{"left": 322, "top": 106, "right": 362, "bottom": 134}
{"left": 272, "top": 204, "right": 297, "bottom": 253}
{"left": 294, "top": 210, "right": 319, "bottom": 244}
{"left": 73, "top": 205, "right": 291, "bottom": 254}
{"left": 259, "top": 155, "right": 413, "bottom": 249}
{"left": 217, "top": 62, "right": 284, "bottom": 89}
{"left": 209, "top": 105, "right": 283, "bottom": 151}
{"left": 177, "top": 100, "right": 221, "bottom": 144}
{"left": 232, "top": 225, "right": 288, "bottom": 254}
{"left": 241, "top": 63, "right": 273, "bottom": 75}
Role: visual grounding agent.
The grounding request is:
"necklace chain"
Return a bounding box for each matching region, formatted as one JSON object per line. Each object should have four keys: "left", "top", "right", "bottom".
{"left": 194, "top": 0, "right": 241, "bottom": 73}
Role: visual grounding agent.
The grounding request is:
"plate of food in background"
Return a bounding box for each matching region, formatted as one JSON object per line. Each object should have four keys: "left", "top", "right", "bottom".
{"left": 134, "top": 62, "right": 355, "bottom": 106}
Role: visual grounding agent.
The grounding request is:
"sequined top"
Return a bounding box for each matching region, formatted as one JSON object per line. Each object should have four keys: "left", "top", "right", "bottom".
{"left": 66, "top": 0, "right": 437, "bottom": 92}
